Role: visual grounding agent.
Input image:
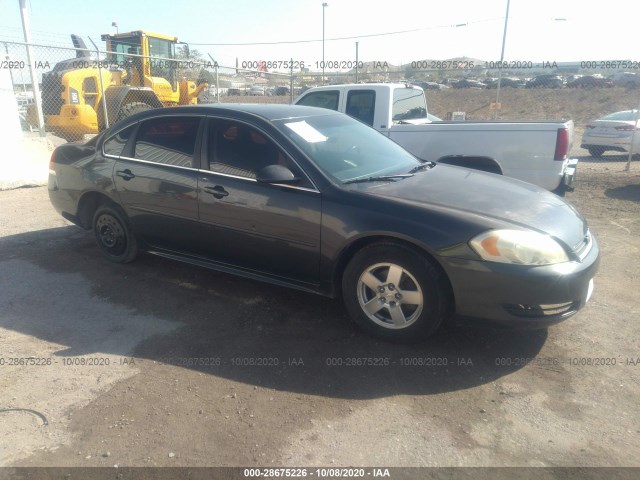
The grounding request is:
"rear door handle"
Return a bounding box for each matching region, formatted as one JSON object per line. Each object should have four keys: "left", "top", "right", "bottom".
{"left": 116, "top": 169, "right": 135, "bottom": 181}
{"left": 203, "top": 185, "right": 229, "bottom": 199}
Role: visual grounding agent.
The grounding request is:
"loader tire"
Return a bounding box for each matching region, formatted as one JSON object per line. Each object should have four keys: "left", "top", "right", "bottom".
{"left": 117, "top": 102, "right": 153, "bottom": 122}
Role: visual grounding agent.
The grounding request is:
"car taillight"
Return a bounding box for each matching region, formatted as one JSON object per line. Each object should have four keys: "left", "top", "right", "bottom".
{"left": 48, "top": 151, "right": 56, "bottom": 174}
{"left": 554, "top": 127, "right": 569, "bottom": 161}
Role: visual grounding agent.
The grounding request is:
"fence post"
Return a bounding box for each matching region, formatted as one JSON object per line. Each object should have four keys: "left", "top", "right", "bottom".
{"left": 290, "top": 58, "right": 294, "bottom": 104}
{"left": 88, "top": 37, "right": 109, "bottom": 130}
{"left": 207, "top": 54, "right": 219, "bottom": 103}
{"left": 215, "top": 63, "right": 220, "bottom": 103}
{"left": 19, "top": 0, "right": 45, "bottom": 137}
{"left": 625, "top": 106, "right": 640, "bottom": 171}
{"left": 355, "top": 42, "right": 359, "bottom": 84}
{"left": 494, "top": 0, "right": 511, "bottom": 120}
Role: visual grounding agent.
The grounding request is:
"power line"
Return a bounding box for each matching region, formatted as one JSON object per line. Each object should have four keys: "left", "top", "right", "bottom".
{"left": 187, "top": 17, "right": 502, "bottom": 46}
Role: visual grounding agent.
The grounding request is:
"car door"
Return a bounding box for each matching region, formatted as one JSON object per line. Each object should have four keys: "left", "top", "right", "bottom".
{"left": 197, "top": 117, "right": 322, "bottom": 285}
{"left": 111, "top": 114, "right": 203, "bottom": 253}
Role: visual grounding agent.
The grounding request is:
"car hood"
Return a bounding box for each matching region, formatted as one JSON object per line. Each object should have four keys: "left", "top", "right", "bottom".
{"left": 351, "top": 165, "right": 588, "bottom": 250}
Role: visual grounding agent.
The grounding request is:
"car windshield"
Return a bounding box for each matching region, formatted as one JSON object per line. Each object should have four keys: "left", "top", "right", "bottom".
{"left": 275, "top": 114, "right": 421, "bottom": 183}
{"left": 600, "top": 110, "right": 638, "bottom": 121}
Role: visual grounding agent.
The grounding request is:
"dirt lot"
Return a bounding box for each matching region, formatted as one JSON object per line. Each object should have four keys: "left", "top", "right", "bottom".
{"left": 0, "top": 155, "right": 639, "bottom": 472}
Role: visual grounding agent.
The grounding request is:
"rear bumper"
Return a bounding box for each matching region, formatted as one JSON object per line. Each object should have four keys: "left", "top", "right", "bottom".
{"left": 561, "top": 158, "right": 578, "bottom": 191}
{"left": 439, "top": 234, "right": 600, "bottom": 328}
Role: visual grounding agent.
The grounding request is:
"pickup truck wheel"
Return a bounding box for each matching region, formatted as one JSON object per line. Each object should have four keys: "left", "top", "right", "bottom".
{"left": 92, "top": 204, "right": 138, "bottom": 263}
{"left": 588, "top": 147, "right": 605, "bottom": 158}
{"left": 342, "top": 243, "right": 448, "bottom": 342}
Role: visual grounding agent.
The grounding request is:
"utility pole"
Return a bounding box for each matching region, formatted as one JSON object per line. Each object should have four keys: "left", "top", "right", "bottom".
{"left": 355, "top": 42, "right": 359, "bottom": 83}
{"left": 19, "top": 0, "right": 45, "bottom": 137}
{"left": 322, "top": 2, "right": 328, "bottom": 85}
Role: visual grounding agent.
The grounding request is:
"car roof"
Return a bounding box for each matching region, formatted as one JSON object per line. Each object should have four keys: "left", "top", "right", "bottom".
{"left": 122, "top": 103, "right": 342, "bottom": 123}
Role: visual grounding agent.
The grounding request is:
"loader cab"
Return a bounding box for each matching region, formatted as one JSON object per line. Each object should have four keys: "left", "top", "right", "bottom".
{"left": 102, "top": 30, "right": 179, "bottom": 100}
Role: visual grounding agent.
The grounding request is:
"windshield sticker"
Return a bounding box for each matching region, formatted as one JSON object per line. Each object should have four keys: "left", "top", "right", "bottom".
{"left": 284, "top": 121, "right": 327, "bottom": 143}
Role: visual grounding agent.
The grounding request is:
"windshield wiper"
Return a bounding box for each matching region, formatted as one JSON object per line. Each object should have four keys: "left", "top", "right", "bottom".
{"left": 408, "top": 162, "right": 436, "bottom": 174}
{"left": 343, "top": 174, "right": 414, "bottom": 185}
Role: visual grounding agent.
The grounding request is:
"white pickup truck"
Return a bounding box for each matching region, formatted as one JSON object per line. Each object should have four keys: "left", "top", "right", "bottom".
{"left": 294, "top": 83, "right": 577, "bottom": 193}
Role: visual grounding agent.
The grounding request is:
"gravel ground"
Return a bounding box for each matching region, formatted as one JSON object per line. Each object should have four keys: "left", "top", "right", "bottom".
{"left": 0, "top": 156, "right": 639, "bottom": 471}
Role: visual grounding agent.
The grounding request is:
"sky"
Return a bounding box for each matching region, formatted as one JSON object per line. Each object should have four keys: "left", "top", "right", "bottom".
{"left": 1, "top": 0, "right": 638, "bottom": 71}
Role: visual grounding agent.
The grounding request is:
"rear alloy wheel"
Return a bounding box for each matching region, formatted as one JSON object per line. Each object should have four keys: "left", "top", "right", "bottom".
{"left": 588, "top": 147, "right": 605, "bottom": 158}
{"left": 342, "top": 243, "right": 449, "bottom": 342}
{"left": 92, "top": 204, "right": 138, "bottom": 263}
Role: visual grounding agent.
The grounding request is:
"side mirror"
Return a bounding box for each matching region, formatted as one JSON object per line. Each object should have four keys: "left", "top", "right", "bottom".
{"left": 256, "top": 164, "right": 300, "bottom": 185}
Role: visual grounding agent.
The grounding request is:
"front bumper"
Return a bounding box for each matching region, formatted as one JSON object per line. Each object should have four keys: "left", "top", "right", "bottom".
{"left": 439, "top": 234, "right": 600, "bottom": 328}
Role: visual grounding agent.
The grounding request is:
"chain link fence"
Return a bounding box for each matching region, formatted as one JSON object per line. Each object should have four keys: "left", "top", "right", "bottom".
{"left": 2, "top": 38, "right": 639, "bottom": 160}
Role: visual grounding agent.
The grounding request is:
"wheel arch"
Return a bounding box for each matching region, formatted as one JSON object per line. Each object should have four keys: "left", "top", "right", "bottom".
{"left": 75, "top": 191, "right": 117, "bottom": 229}
{"left": 331, "top": 234, "right": 455, "bottom": 308}
{"left": 437, "top": 155, "right": 503, "bottom": 175}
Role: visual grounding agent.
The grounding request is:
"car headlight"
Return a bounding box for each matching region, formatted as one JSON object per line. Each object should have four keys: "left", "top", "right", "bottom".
{"left": 469, "top": 229, "right": 569, "bottom": 266}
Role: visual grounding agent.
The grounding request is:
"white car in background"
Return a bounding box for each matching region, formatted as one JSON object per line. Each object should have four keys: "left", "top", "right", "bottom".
{"left": 581, "top": 110, "right": 640, "bottom": 157}
{"left": 249, "top": 85, "right": 266, "bottom": 96}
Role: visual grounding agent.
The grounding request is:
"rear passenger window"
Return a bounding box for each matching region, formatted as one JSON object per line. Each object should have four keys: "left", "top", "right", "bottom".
{"left": 346, "top": 90, "right": 375, "bottom": 126}
{"left": 103, "top": 124, "right": 136, "bottom": 157}
{"left": 134, "top": 116, "right": 200, "bottom": 167}
{"left": 297, "top": 91, "right": 340, "bottom": 110}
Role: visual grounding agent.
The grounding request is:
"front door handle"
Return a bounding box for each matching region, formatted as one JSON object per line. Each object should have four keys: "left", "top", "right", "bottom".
{"left": 116, "top": 169, "right": 135, "bottom": 181}
{"left": 203, "top": 185, "right": 229, "bottom": 199}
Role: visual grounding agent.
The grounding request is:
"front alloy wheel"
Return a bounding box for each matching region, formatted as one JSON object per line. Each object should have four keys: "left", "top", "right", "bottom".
{"left": 343, "top": 242, "right": 449, "bottom": 342}
{"left": 357, "top": 263, "right": 423, "bottom": 329}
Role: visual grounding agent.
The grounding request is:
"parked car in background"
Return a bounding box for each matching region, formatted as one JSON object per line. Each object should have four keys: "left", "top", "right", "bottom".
{"left": 48, "top": 104, "right": 599, "bottom": 342}
{"left": 415, "top": 81, "right": 450, "bottom": 90}
{"left": 612, "top": 72, "right": 640, "bottom": 88}
{"left": 452, "top": 78, "right": 486, "bottom": 89}
{"left": 485, "top": 77, "right": 526, "bottom": 89}
{"left": 581, "top": 109, "right": 640, "bottom": 157}
{"left": 249, "top": 85, "right": 266, "bottom": 96}
{"left": 526, "top": 75, "right": 564, "bottom": 88}
{"left": 273, "top": 86, "right": 291, "bottom": 96}
{"left": 566, "top": 75, "right": 613, "bottom": 88}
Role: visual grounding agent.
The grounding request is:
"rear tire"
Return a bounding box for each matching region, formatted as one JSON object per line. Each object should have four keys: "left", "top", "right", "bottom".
{"left": 588, "top": 147, "right": 605, "bottom": 158}
{"left": 342, "top": 242, "right": 450, "bottom": 342}
{"left": 117, "top": 102, "right": 153, "bottom": 122}
{"left": 92, "top": 204, "right": 138, "bottom": 263}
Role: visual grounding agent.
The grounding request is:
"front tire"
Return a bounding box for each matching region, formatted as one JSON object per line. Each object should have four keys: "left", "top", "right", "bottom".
{"left": 342, "top": 242, "right": 450, "bottom": 342}
{"left": 92, "top": 204, "right": 138, "bottom": 263}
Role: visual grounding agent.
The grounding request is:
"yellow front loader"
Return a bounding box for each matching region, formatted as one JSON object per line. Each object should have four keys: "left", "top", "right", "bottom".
{"left": 39, "top": 31, "right": 208, "bottom": 141}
